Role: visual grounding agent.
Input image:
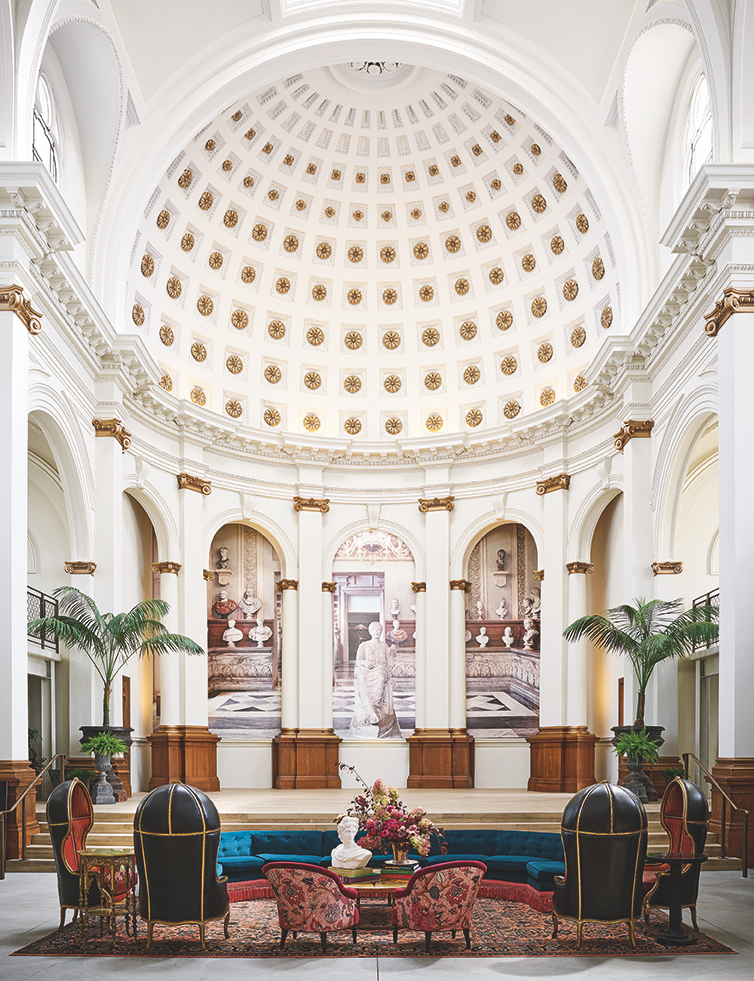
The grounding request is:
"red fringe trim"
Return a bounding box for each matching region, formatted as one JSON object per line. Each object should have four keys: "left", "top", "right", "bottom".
{"left": 227, "top": 881, "right": 274, "bottom": 902}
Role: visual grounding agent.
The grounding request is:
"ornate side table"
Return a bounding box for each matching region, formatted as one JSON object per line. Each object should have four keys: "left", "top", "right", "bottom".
{"left": 78, "top": 847, "right": 138, "bottom": 940}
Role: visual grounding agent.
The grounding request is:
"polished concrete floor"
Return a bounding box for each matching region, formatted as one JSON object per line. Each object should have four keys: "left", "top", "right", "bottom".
{"left": 0, "top": 870, "right": 751, "bottom": 979}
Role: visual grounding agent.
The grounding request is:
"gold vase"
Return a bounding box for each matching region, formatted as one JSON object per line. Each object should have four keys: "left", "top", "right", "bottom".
{"left": 391, "top": 844, "right": 408, "bottom": 864}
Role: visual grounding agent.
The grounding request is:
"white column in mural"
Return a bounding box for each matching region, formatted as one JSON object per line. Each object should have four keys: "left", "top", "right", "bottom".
{"left": 156, "top": 566, "right": 181, "bottom": 726}
{"left": 449, "top": 582, "right": 469, "bottom": 729}
{"left": 539, "top": 489, "right": 568, "bottom": 727}
{"left": 280, "top": 582, "right": 299, "bottom": 730}
{"left": 423, "top": 502, "right": 452, "bottom": 730}
{"left": 321, "top": 584, "right": 335, "bottom": 729}
{"left": 296, "top": 504, "right": 325, "bottom": 729}
{"left": 177, "top": 477, "right": 209, "bottom": 727}
{"left": 412, "top": 584, "right": 427, "bottom": 729}
{"left": 565, "top": 564, "right": 591, "bottom": 727}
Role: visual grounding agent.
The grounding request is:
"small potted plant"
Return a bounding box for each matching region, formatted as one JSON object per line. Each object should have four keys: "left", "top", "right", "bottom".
{"left": 661, "top": 766, "right": 685, "bottom": 787}
{"left": 612, "top": 728, "right": 660, "bottom": 803}
{"left": 80, "top": 732, "right": 129, "bottom": 805}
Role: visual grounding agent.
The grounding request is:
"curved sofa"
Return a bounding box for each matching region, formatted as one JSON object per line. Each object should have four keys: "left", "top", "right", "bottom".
{"left": 217, "top": 828, "right": 564, "bottom": 891}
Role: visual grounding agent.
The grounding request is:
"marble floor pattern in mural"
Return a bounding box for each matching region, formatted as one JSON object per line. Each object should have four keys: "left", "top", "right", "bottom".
{"left": 208, "top": 690, "right": 282, "bottom": 738}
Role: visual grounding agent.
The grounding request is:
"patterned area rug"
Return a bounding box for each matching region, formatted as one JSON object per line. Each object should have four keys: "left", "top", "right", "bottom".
{"left": 12, "top": 899, "right": 736, "bottom": 958}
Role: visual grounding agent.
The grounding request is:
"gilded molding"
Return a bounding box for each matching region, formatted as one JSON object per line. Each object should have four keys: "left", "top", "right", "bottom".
{"left": 153, "top": 561, "right": 181, "bottom": 575}
{"left": 177, "top": 472, "right": 212, "bottom": 495}
{"left": 277, "top": 579, "right": 299, "bottom": 590}
{"left": 64, "top": 561, "right": 96, "bottom": 575}
{"left": 92, "top": 418, "right": 132, "bottom": 452}
{"left": 322, "top": 581, "right": 337, "bottom": 592}
{"left": 418, "top": 496, "right": 455, "bottom": 512}
{"left": 566, "top": 562, "right": 594, "bottom": 575}
{"left": 449, "top": 579, "right": 472, "bottom": 592}
{"left": 532, "top": 569, "right": 545, "bottom": 582}
{"left": 411, "top": 582, "right": 427, "bottom": 592}
{"left": 703, "top": 287, "right": 754, "bottom": 337}
{"left": 536, "top": 473, "right": 570, "bottom": 495}
{"left": 613, "top": 419, "right": 654, "bottom": 452}
{"left": 652, "top": 561, "right": 683, "bottom": 576}
{"left": 203, "top": 569, "right": 216, "bottom": 581}
{"left": 0, "top": 284, "right": 42, "bottom": 334}
{"left": 293, "top": 496, "right": 330, "bottom": 513}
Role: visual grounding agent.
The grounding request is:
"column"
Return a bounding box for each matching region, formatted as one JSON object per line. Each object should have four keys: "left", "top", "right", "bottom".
{"left": 272, "top": 579, "right": 299, "bottom": 788}
{"left": 147, "top": 562, "right": 185, "bottom": 790}
{"left": 412, "top": 583, "right": 427, "bottom": 730}
{"left": 448, "top": 580, "right": 470, "bottom": 730}
{"left": 321, "top": 583, "right": 336, "bottom": 730}
{"left": 565, "top": 563, "right": 592, "bottom": 727}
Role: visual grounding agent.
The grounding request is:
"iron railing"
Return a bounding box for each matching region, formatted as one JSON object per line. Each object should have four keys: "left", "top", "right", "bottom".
{"left": 27, "top": 587, "right": 58, "bottom": 654}
{"left": 692, "top": 587, "right": 719, "bottom": 652}
{"left": 683, "top": 751, "right": 749, "bottom": 877}
{"left": 0, "top": 753, "right": 66, "bottom": 879}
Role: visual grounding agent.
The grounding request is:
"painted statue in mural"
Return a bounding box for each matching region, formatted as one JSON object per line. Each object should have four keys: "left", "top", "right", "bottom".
{"left": 348, "top": 622, "right": 401, "bottom": 738}
{"left": 250, "top": 615, "right": 273, "bottom": 648}
{"left": 502, "top": 626, "right": 515, "bottom": 648}
{"left": 212, "top": 589, "right": 237, "bottom": 619}
{"left": 222, "top": 619, "right": 243, "bottom": 647}
{"left": 530, "top": 587, "right": 542, "bottom": 617}
{"left": 495, "top": 597, "right": 509, "bottom": 619}
{"left": 476, "top": 626, "right": 489, "bottom": 647}
{"left": 522, "top": 616, "right": 538, "bottom": 650}
{"left": 387, "top": 618, "right": 408, "bottom": 644}
{"left": 238, "top": 588, "right": 263, "bottom": 619}
{"left": 217, "top": 546, "right": 230, "bottom": 569}
{"left": 520, "top": 596, "right": 534, "bottom": 618}
{"left": 496, "top": 548, "right": 506, "bottom": 571}
{"left": 475, "top": 600, "right": 484, "bottom": 619}
{"left": 389, "top": 597, "right": 401, "bottom": 618}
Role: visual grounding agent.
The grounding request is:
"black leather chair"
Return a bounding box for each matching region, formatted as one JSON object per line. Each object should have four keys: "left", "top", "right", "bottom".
{"left": 643, "top": 776, "right": 709, "bottom": 931}
{"left": 47, "top": 778, "right": 100, "bottom": 929}
{"left": 552, "top": 781, "right": 647, "bottom": 948}
{"left": 133, "top": 783, "right": 230, "bottom": 949}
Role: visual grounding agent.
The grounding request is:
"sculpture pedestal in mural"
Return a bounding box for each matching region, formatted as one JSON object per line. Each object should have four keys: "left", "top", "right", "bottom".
{"left": 208, "top": 647, "right": 276, "bottom": 691}
{"left": 407, "top": 729, "right": 474, "bottom": 789}
{"left": 711, "top": 758, "right": 754, "bottom": 868}
{"left": 526, "top": 726, "right": 597, "bottom": 792}
{"left": 147, "top": 725, "right": 220, "bottom": 791}
{"left": 271, "top": 728, "right": 342, "bottom": 789}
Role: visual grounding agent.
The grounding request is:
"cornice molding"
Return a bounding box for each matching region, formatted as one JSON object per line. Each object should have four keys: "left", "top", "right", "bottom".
{"left": 703, "top": 287, "right": 754, "bottom": 337}
{"left": 566, "top": 561, "right": 594, "bottom": 575}
{"left": 153, "top": 561, "right": 181, "bottom": 575}
{"left": 0, "top": 284, "right": 42, "bottom": 334}
{"left": 652, "top": 561, "right": 683, "bottom": 576}
{"left": 64, "top": 560, "right": 96, "bottom": 575}
{"left": 449, "top": 579, "right": 472, "bottom": 592}
{"left": 418, "top": 496, "right": 454, "bottom": 512}
{"left": 277, "top": 578, "right": 299, "bottom": 590}
{"left": 614, "top": 419, "right": 654, "bottom": 452}
{"left": 535, "top": 473, "right": 570, "bottom": 495}
{"left": 411, "top": 582, "right": 427, "bottom": 592}
{"left": 92, "top": 417, "right": 132, "bottom": 452}
{"left": 321, "top": 581, "right": 337, "bottom": 592}
{"left": 177, "top": 472, "right": 212, "bottom": 495}
{"left": 293, "top": 496, "right": 330, "bottom": 513}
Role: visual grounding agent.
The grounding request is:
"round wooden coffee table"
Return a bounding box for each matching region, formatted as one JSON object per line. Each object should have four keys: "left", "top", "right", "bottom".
{"left": 348, "top": 877, "right": 411, "bottom": 908}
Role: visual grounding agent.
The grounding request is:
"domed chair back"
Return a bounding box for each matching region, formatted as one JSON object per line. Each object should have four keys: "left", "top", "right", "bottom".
{"left": 46, "top": 778, "right": 98, "bottom": 929}
{"left": 552, "top": 781, "right": 647, "bottom": 948}
{"left": 133, "top": 783, "right": 230, "bottom": 949}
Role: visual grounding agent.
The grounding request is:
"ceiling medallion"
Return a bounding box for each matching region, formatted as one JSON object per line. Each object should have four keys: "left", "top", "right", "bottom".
{"left": 477, "top": 224, "right": 492, "bottom": 242}
{"left": 283, "top": 155, "right": 294, "bottom": 166}
{"left": 380, "top": 173, "right": 390, "bottom": 185}
{"left": 264, "top": 364, "right": 282, "bottom": 384}
{"left": 226, "top": 399, "right": 242, "bottom": 418}
{"left": 429, "top": 165, "right": 440, "bottom": 177}
{"left": 460, "top": 320, "right": 477, "bottom": 340}
{"left": 491, "top": 178, "right": 502, "bottom": 191}
{"left": 141, "top": 254, "right": 154, "bottom": 277}
{"left": 264, "top": 407, "right": 281, "bottom": 426}
{"left": 538, "top": 342, "right": 553, "bottom": 363}
{"left": 331, "top": 169, "right": 340, "bottom": 180}
{"left": 466, "top": 408, "right": 483, "bottom": 427}
{"left": 504, "top": 399, "right": 520, "bottom": 419}
{"left": 472, "top": 144, "right": 483, "bottom": 157}
{"left": 252, "top": 224, "right": 267, "bottom": 241}
{"left": 466, "top": 191, "right": 476, "bottom": 202}
{"left": 532, "top": 194, "right": 547, "bottom": 213}
{"left": 455, "top": 278, "right": 470, "bottom": 295}
{"left": 268, "top": 319, "right": 286, "bottom": 339}
{"left": 312, "top": 284, "right": 327, "bottom": 301}
{"left": 244, "top": 176, "right": 254, "bottom": 188}
{"left": 506, "top": 212, "right": 521, "bottom": 230}
{"left": 355, "top": 172, "right": 366, "bottom": 184}
{"left": 553, "top": 173, "right": 567, "bottom": 193}
{"left": 344, "top": 374, "right": 362, "bottom": 393}
{"left": 445, "top": 235, "right": 461, "bottom": 253}
{"left": 209, "top": 251, "right": 223, "bottom": 269}
{"left": 531, "top": 296, "right": 547, "bottom": 318}
{"left": 551, "top": 236, "right": 565, "bottom": 254}
{"left": 348, "top": 245, "right": 364, "bottom": 263}
{"left": 276, "top": 277, "right": 291, "bottom": 294}
{"left": 491, "top": 130, "right": 501, "bottom": 142}
{"left": 489, "top": 266, "right": 504, "bottom": 284}
{"left": 571, "top": 326, "right": 586, "bottom": 347}
{"left": 353, "top": 210, "right": 363, "bottom": 221}
{"left": 384, "top": 374, "right": 402, "bottom": 392}
{"left": 307, "top": 326, "right": 324, "bottom": 345}
{"left": 232, "top": 308, "right": 248, "bottom": 329}
{"left": 231, "top": 110, "right": 242, "bottom": 122}
{"left": 601, "top": 306, "right": 613, "bottom": 329}
{"left": 411, "top": 208, "right": 422, "bottom": 219}
{"left": 197, "top": 294, "right": 213, "bottom": 316}
{"left": 227, "top": 354, "right": 243, "bottom": 374}
{"left": 382, "top": 287, "right": 398, "bottom": 305}
{"left": 540, "top": 387, "right": 556, "bottom": 407}
{"left": 241, "top": 265, "right": 256, "bottom": 283}
{"left": 574, "top": 375, "right": 587, "bottom": 393}
{"left": 263, "top": 143, "right": 273, "bottom": 154}
{"left": 297, "top": 200, "right": 307, "bottom": 211}
{"left": 284, "top": 235, "right": 299, "bottom": 253}
{"left": 576, "top": 213, "right": 590, "bottom": 234}
{"left": 425, "top": 371, "right": 442, "bottom": 390}
{"left": 413, "top": 242, "right": 428, "bottom": 260}
{"left": 522, "top": 253, "right": 536, "bottom": 272}
{"left": 303, "top": 413, "right": 320, "bottom": 432}
{"left": 156, "top": 209, "right": 170, "bottom": 229}
{"left": 199, "top": 191, "right": 213, "bottom": 210}
{"left": 426, "top": 414, "right": 443, "bottom": 432}
{"left": 497, "top": 310, "right": 513, "bottom": 330}
{"left": 382, "top": 245, "right": 397, "bottom": 263}
{"left": 513, "top": 163, "right": 524, "bottom": 175}
{"left": 181, "top": 233, "right": 195, "bottom": 251}
{"left": 191, "top": 341, "right": 207, "bottom": 362}
{"left": 344, "top": 330, "right": 362, "bottom": 349}
{"left": 422, "top": 326, "right": 440, "bottom": 346}
{"left": 505, "top": 113, "right": 516, "bottom": 126}
{"left": 223, "top": 160, "right": 233, "bottom": 172}
{"left": 159, "top": 324, "right": 174, "bottom": 346}
{"left": 382, "top": 211, "right": 392, "bottom": 222}
{"left": 531, "top": 143, "right": 541, "bottom": 156}
{"left": 563, "top": 279, "right": 579, "bottom": 301}
{"left": 451, "top": 155, "right": 461, "bottom": 167}
{"left": 385, "top": 417, "right": 403, "bottom": 435}
{"left": 463, "top": 365, "right": 480, "bottom": 384}
{"left": 405, "top": 171, "right": 416, "bottom": 182}
{"left": 501, "top": 355, "right": 517, "bottom": 375}
{"left": 383, "top": 330, "right": 400, "bottom": 349}
{"left": 166, "top": 277, "right": 182, "bottom": 298}
{"left": 304, "top": 370, "right": 321, "bottom": 390}
{"left": 245, "top": 128, "right": 255, "bottom": 141}
{"left": 342, "top": 415, "right": 362, "bottom": 438}
{"left": 347, "top": 288, "right": 362, "bottom": 305}
{"left": 190, "top": 386, "right": 206, "bottom": 406}
{"left": 438, "top": 201, "right": 449, "bottom": 213}
{"left": 159, "top": 374, "right": 172, "bottom": 392}
{"left": 177, "top": 169, "right": 193, "bottom": 188}
{"left": 592, "top": 257, "right": 605, "bottom": 280}
{"left": 306, "top": 163, "right": 317, "bottom": 176}
{"left": 316, "top": 241, "right": 332, "bottom": 259}
{"left": 419, "top": 284, "right": 434, "bottom": 302}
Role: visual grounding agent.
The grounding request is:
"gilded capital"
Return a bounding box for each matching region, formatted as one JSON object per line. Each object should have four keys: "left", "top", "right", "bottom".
{"left": 532, "top": 569, "right": 545, "bottom": 581}
{"left": 92, "top": 418, "right": 132, "bottom": 452}
{"left": 449, "top": 579, "right": 472, "bottom": 592}
{"left": 411, "top": 581, "right": 427, "bottom": 593}
{"left": 293, "top": 496, "right": 330, "bottom": 513}
{"left": 64, "top": 561, "right": 96, "bottom": 575}
{"left": 703, "top": 287, "right": 754, "bottom": 337}
{"left": 153, "top": 561, "right": 181, "bottom": 575}
{"left": 0, "top": 284, "right": 42, "bottom": 334}
{"left": 322, "top": 581, "right": 337, "bottom": 592}
{"left": 277, "top": 578, "right": 299, "bottom": 590}
{"left": 536, "top": 473, "right": 570, "bottom": 496}
{"left": 566, "top": 561, "right": 594, "bottom": 575}
{"left": 203, "top": 569, "right": 216, "bottom": 581}
{"left": 177, "top": 472, "right": 212, "bottom": 495}
{"left": 418, "top": 496, "right": 454, "bottom": 512}
{"left": 613, "top": 419, "right": 654, "bottom": 453}
{"left": 652, "top": 561, "right": 683, "bottom": 576}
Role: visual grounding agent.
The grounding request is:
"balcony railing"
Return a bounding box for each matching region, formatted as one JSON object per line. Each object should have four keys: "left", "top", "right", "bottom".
{"left": 692, "top": 587, "right": 719, "bottom": 652}
{"left": 27, "top": 587, "right": 58, "bottom": 654}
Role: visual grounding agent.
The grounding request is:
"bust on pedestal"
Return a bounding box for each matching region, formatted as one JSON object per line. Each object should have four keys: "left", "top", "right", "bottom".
{"left": 331, "top": 815, "right": 371, "bottom": 869}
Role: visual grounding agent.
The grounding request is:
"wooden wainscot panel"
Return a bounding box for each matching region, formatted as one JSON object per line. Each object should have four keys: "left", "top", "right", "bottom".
{"left": 527, "top": 726, "right": 598, "bottom": 793}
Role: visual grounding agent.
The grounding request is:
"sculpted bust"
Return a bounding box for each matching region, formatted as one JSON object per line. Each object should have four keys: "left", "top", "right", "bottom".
{"left": 331, "top": 815, "right": 371, "bottom": 870}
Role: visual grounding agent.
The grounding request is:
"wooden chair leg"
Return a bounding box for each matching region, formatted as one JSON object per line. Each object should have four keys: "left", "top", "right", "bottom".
{"left": 424, "top": 931, "right": 432, "bottom": 953}
{"left": 58, "top": 908, "right": 66, "bottom": 931}
{"left": 147, "top": 922, "right": 154, "bottom": 951}
{"left": 224, "top": 910, "right": 230, "bottom": 939}
{"left": 199, "top": 922, "right": 206, "bottom": 950}
{"left": 351, "top": 926, "right": 357, "bottom": 943}
{"left": 463, "top": 928, "right": 471, "bottom": 950}
{"left": 293, "top": 931, "right": 298, "bottom": 939}
{"left": 551, "top": 912, "right": 558, "bottom": 938}
{"left": 628, "top": 919, "right": 636, "bottom": 948}
{"left": 643, "top": 904, "right": 651, "bottom": 934}
{"left": 72, "top": 909, "right": 78, "bottom": 923}
{"left": 320, "top": 932, "right": 327, "bottom": 954}
{"left": 690, "top": 905, "right": 699, "bottom": 931}
{"left": 451, "top": 930, "right": 456, "bottom": 939}
{"left": 392, "top": 925, "right": 398, "bottom": 944}
{"left": 280, "top": 928, "right": 288, "bottom": 949}
{"left": 576, "top": 922, "right": 583, "bottom": 950}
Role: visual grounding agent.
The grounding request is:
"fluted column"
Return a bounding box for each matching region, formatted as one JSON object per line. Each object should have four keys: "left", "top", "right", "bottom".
{"left": 279, "top": 580, "right": 299, "bottom": 732}
{"left": 449, "top": 580, "right": 471, "bottom": 729}
{"left": 321, "top": 583, "right": 337, "bottom": 729}
{"left": 153, "top": 563, "right": 181, "bottom": 726}
{"left": 295, "top": 502, "right": 325, "bottom": 730}
{"left": 412, "top": 582, "right": 427, "bottom": 729}
{"left": 565, "top": 562, "right": 593, "bottom": 726}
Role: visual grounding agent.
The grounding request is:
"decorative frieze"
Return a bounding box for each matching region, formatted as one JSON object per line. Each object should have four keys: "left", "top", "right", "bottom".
{"left": 411, "top": 582, "right": 427, "bottom": 592}
{"left": 92, "top": 418, "right": 132, "bottom": 452}
{"left": 532, "top": 569, "right": 545, "bottom": 581}
{"left": 277, "top": 579, "right": 299, "bottom": 590}
{"left": 418, "top": 496, "right": 454, "bottom": 512}
{"left": 322, "top": 581, "right": 337, "bottom": 592}
{"left": 536, "top": 473, "right": 570, "bottom": 495}
{"left": 613, "top": 419, "right": 654, "bottom": 453}
{"left": 449, "top": 579, "right": 472, "bottom": 592}
{"left": 293, "top": 497, "right": 330, "bottom": 513}
{"left": 203, "top": 569, "right": 216, "bottom": 581}
{"left": 64, "top": 561, "right": 96, "bottom": 575}
{"left": 566, "top": 562, "right": 594, "bottom": 575}
{"left": 153, "top": 561, "right": 181, "bottom": 575}
{"left": 0, "top": 284, "right": 42, "bottom": 334}
{"left": 177, "top": 472, "right": 212, "bottom": 495}
{"left": 652, "top": 561, "right": 683, "bottom": 576}
{"left": 703, "top": 287, "right": 754, "bottom": 337}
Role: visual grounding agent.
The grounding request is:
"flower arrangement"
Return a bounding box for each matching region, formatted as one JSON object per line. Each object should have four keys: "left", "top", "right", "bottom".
{"left": 336, "top": 765, "right": 444, "bottom": 858}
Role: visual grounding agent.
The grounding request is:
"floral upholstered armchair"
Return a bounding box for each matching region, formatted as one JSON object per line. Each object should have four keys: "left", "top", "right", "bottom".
{"left": 263, "top": 861, "right": 360, "bottom": 953}
{"left": 391, "top": 860, "right": 487, "bottom": 952}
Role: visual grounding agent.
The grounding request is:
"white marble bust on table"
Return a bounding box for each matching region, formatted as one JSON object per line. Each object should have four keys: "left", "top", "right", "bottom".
{"left": 222, "top": 619, "right": 243, "bottom": 647}
{"left": 331, "top": 815, "right": 372, "bottom": 869}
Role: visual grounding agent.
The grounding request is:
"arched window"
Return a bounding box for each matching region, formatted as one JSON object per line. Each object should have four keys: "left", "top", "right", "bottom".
{"left": 32, "top": 72, "right": 60, "bottom": 182}
{"left": 685, "top": 72, "right": 712, "bottom": 187}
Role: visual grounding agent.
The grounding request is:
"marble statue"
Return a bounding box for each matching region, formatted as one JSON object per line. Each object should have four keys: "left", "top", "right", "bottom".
{"left": 495, "top": 597, "right": 509, "bottom": 619}
{"left": 496, "top": 548, "right": 506, "bottom": 571}
{"left": 476, "top": 626, "right": 489, "bottom": 647}
{"left": 331, "top": 815, "right": 371, "bottom": 870}
{"left": 502, "top": 626, "right": 515, "bottom": 648}
{"left": 389, "top": 597, "right": 401, "bottom": 618}
{"left": 523, "top": 616, "right": 538, "bottom": 651}
{"left": 250, "top": 614, "right": 272, "bottom": 648}
{"left": 239, "top": 588, "right": 262, "bottom": 620}
{"left": 222, "top": 619, "right": 243, "bottom": 647}
{"left": 531, "top": 587, "right": 542, "bottom": 617}
{"left": 387, "top": 618, "right": 408, "bottom": 644}
{"left": 218, "top": 546, "right": 230, "bottom": 569}
{"left": 348, "top": 621, "right": 401, "bottom": 738}
{"left": 212, "top": 589, "right": 237, "bottom": 619}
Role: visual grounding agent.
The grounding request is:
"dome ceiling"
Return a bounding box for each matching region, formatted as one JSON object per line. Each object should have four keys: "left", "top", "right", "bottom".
{"left": 127, "top": 66, "right": 619, "bottom": 441}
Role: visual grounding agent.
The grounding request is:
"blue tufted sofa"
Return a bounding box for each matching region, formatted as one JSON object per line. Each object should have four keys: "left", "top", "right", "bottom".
{"left": 217, "top": 828, "right": 564, "bottom": 891}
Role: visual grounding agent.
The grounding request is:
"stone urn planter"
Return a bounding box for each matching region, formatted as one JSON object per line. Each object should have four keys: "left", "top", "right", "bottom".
{"left": 611, "top": 724, "right": 664, "bottom": 803}
{"left": 79, "top": 726, "right": 133, "bottom": 799}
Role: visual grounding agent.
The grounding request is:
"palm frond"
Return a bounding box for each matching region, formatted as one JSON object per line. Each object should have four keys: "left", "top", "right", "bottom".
{"left": 562, "top": 614, "right": 638, "bottom": 655}
{"left": 139, "top": 633, "right": 204, "bottom": 658}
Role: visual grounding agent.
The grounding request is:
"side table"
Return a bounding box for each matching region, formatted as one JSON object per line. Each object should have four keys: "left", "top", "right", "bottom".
{"left": 78, "top": 847, "right": 138, "bottom": 940}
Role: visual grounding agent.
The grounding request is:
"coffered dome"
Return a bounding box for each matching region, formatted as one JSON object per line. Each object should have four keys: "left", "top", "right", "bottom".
{"left": 127, "top": 66, "right": 619, "bottom": 440}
